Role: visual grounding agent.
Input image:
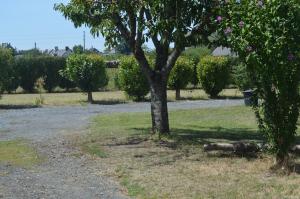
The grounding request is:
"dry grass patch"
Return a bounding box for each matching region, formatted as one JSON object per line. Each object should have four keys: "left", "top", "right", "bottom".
{"left": 81, "top": 106, "right": 300, "bottom": 199}
{"left": 0, "top": 140, "right": 41, "bottom": 168}
{"left": 0, "top": 89, "right": 242, "bottom": 107}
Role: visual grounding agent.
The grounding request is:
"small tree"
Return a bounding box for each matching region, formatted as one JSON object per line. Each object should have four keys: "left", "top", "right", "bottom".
{"left": 117, "top": 56, "right": 149, "bottom": 101}
{"left": 198, "top": 56, "right": 229, "bottom": 98}
{"left": 55, "top": 0, "right": 216, "bottom": 134}
{"left": 0, "top": 47, "right": 14, "bottom": 95}
{"left": 168, "top": 57, "right": 193, "bottom": 100}
{"left": 218, "top": 0, "right": 300, "bottom": 170}
{"left": 62, "top": 54, "right": 108, "bottom": 103}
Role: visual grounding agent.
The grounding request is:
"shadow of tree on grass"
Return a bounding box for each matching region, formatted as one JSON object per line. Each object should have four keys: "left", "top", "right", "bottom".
{"left": 0, "top": 104, "right": 40, "bottom": 110}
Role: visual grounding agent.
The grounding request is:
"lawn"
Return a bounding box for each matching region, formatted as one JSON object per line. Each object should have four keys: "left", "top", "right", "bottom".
{"left": 0, "top": 89, "right": 242, "bottom": 107}
{"left": 0, "top": 140, "right": 41, "bottom": 168}
{"left": 81, "top": 106, "right": 300, "bottom": 199}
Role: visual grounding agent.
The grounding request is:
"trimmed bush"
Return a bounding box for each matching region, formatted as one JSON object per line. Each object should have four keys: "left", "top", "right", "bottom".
{"left": 62, "top": 54, "right": 108, "bottom": 103}
{"left": 3, "top": 61, "right": 20, "bottom": 93}
{"left": 43, "top": 56, "right": 66, "bottom": 93}
{"left": 197, "top": 56, "right": 229, "bottom": 98}
{"left": 168, "top": 57, "right": 194, "bottom": 100}
{"left": 183, "top": 46, "right": 212, "bottom": 87}
{"left": 117, "top": 56, "right": 149, "bottom": 101}
{"left": 15, "top": 56, "right": 44, "bottom": 93}
{"left": 0, "top": 47, "right": 14, "bottom": 95}
{"left": 232, "top": 63, "right": 254, "bottom": 91}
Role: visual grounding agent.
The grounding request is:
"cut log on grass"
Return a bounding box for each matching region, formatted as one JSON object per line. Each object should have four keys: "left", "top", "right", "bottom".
{"left": 203, "top": 143, "right": 261, "bottom": 154}
{"left": 290, "top": 145, "right": 300, "bottom": 154}
{"left": 204, "top": 143, "right": 300, "bottom": 155}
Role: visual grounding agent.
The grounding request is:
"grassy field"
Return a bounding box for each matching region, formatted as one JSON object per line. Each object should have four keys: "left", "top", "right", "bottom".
{"left": 80, "top": 106, "right": 300, "bottom": 199}
{"left": 0, "top": 89, "right": 242, "bottom": 107}
{"left": 0, "top": 140, "right": 41, "bottom": 168}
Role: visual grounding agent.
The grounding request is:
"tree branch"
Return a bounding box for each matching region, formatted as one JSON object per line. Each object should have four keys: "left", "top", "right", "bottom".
{"left": 164, "top": 45, "right": 184, "bottom": 75}
{"left": 144, "top": 9, "right": 161, "bottom": 50}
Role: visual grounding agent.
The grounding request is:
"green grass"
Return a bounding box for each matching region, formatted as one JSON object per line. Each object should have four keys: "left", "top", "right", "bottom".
{"left": 0, "top": 89, "right": 242, "bottom": 107}
{"left": 106, "top": 68, "right": 119, "bottom": 91}
{"left": 82, "top": 143, "right": 108, "bottom": 158}
{"left": 81, "top": 106, "right": 300, "bottom": 199}
{"left": 0, "top": 140, "right": 41, "bottom": 168}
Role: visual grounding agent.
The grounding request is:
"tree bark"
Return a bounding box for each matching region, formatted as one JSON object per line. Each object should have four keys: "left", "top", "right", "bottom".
{"left": 150, "top": 75, "right": 170, "bottom": 135}
{"left": 87, "top": 91, "right": 93, "bottom": 103}
{"left": 175, "top": 88, "right": 181, "bottom": 100}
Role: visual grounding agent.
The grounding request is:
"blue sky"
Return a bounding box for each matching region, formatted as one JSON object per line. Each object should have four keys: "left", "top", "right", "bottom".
{"left": 0, "top": 0, "right": 106, "bottom": 51}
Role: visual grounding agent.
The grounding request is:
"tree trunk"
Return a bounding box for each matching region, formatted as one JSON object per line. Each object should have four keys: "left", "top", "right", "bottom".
{"left": 175, "top": 88, "right": 181, "bottom": 100}
{"left": 273, "top": 152, "right": 290, "bottom": 172}
{"left": 87, "top": 91, "right": 93, "bottom": 103}
{"left": 150, "top": 77, "right": 170, "bottom": 135}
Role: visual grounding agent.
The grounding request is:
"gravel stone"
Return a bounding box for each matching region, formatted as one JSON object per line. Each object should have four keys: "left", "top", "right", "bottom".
{"left": 0, "top": 99, "right": 243, "bottom": 199}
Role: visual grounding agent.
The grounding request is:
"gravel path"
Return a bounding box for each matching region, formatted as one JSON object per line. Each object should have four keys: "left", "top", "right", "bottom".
{"left": 0, "top": 99, "right": 243, "bottom": 199}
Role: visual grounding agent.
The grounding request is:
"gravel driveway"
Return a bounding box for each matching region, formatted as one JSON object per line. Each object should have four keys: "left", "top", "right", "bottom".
{"left": 0, "top": 99, "right": 243, "bottom": 199}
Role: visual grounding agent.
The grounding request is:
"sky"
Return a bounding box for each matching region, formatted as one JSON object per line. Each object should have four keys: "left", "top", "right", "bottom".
{"left": 0, "top": 0, "right": 106, "bottom": 51}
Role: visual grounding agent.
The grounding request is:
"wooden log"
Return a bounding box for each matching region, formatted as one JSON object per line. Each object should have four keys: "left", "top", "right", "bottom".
{"left": 204, "top": 143, "right": 300, "bottom": 154}
{"left": 203, "top": 142, "right": 260, "bottom": 153}
{"left": 290, "top": 145, "right": 300, "bottom": 154}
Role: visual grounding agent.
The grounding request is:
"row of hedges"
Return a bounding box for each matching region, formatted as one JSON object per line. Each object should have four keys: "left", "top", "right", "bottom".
{"left": 116, "top": 55, "right": 246, "bottom": 100}
{"left": 1, "top": 48, "right": 252, "bottom": 100}
{"left": 0, "top": 55, "right": 76, "bottom": 93}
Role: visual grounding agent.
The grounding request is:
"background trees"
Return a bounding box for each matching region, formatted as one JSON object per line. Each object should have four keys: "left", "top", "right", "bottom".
{"left": 0, "top": 47, "right": 14, "bottom": 96}
{"left": 62, "top": 54, "right": 108, "bottom": 103}
{"left": 218, "top": 0, "right": 300, "bottom": 170}
{"left": 55, "top": 0, "right": 216, "bottom": 134}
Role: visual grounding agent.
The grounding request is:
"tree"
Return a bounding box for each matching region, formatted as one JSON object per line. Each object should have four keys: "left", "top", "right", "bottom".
{"left": 73, "top": 45, "right": 84, "bottom": 54}
{"left": 168, "top": 57, "right": 193, "bottom": 100}
{"left": 0, "top": 47, "right": 14, "bottom": 95}
{"left": 117, "top": 56, "right": 149, "bottom": 101}
{"left": 62, "top": 54, "right": 108, "bottom": 103}
{"left": 217, "top": 0, "right": 300, "bottom": 170}
{"left": 1, "top": 43, "right": 17, "bottom": 56}
{"left": 55, "top": 0, "right": 216, "bottom": 134}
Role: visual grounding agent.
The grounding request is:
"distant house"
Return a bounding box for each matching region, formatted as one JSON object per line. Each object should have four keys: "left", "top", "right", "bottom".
{"left": 212, "top": 46, "right": 237, "bottom": 57}
{"left": 48, "top": 47, "right": 73, "bottom": 57}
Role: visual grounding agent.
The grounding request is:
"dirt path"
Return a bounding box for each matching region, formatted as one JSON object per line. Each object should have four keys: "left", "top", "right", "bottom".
{"left": 0, "top": 100, "right": 243, "bottom": 199}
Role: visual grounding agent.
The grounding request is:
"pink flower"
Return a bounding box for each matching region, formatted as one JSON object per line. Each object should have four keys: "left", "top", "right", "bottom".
{"left": 246, "top": 46, "right": 253, "bottom": 52}
{"left": 239, "top": 21, "right": 245, "bottom": 27}
{"left": 216, "top": 16, "right": 222, "bottom": 22}
{"left": 224, "top": 27, "right": 232, "bottom": 35}
{"left": 288, "top": 53, "right": 295, "bottom": 61}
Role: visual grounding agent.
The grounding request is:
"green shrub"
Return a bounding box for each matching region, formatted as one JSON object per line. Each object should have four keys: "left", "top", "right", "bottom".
{"left": 117, "top": 56, "right": 149, "bottom": 101}
{"left": 15, "top": 55, "right": 44, "bottom": 93}
{"left": 218, "top": 0, "right": 300, "bottom": 168}
{"left": 43, "top": 56, "right": 66, "bottom": 93}
{"left": 183, "top": 46, "right": 212, "bottom": 87}
{"left": 62, "top": 54, "right": 108, "bottom": 103}
{"left": 198, "top": 56, "right": 229, "bottom": 98}
{"left": 232, "top": 63, "right": 254, "bottom": 91}
{"left": 168, "top": 57, "right": 194, "bottom": 100}
{"left": 0, "top": 47, "right": 14, "bottom": 95}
